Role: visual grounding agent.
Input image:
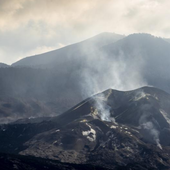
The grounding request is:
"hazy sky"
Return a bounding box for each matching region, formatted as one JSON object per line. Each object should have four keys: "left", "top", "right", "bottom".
{"left": 0, "top": 0, "right": 170, "bottom": 64}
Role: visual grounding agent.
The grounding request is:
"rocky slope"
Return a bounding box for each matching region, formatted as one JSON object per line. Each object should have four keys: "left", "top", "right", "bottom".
{"left": 1, "top": 86, "right": 170, "bottom": 169}
{"left": 0, "top": 153, "right": 107, "bottom": 170}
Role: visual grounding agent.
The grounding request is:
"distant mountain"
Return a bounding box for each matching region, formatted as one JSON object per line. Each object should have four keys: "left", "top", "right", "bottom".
{"left": 1, "top": 87, "right": 170, "bottom": 169}
{"left": 12, "top": 33, "right": 170, "bottom": 95}
{"left": 164, "top": 38, "right": 170, "bottom": 44}
{"left": 100, "top": 33, "right": 170, "bottom": 93}
{"left": 0, "top": 63, "right": 9, "bottom": 68}
{"left": 12, "top": 32, "right": 124, "bottom": 67}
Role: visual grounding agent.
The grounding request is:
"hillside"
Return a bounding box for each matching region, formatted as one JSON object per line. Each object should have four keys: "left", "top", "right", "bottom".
{"left": 1, "top": 87, "right": 170, "bottom": 169}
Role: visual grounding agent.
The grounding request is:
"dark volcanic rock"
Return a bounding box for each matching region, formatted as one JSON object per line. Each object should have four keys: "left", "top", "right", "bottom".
{"left": 0, "top": 153, "right": 107, "bottom": 170}
{"left": 0, "top": 87, "right": 170, "bottom": 169}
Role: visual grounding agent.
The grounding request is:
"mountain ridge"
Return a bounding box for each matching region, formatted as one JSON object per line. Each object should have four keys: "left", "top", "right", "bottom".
{"left": 12, "top": 32, "right": 124, "bottom": 67}
{"left": 0, "top": 63, "right": 9, "bottom": 68}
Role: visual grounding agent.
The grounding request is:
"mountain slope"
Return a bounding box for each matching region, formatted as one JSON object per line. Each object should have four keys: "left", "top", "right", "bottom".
{"left": 0, "top": 67, "right": 83, "bottom": 123}
{"left": 164, "top": 38, "right": 170, "bottom": 44}
{"left": 1, "top": 87, "right": 170, "bottom": 169}
{"left": 12, "top": 32, "right": 124, "bottom": 67}
{"left": 101, "top": 33, "right": 170, "bottom": 92}
{"left": 0, "top": 153, "right": 107, "bottom": 170}
{"left": 0, "top": 63, "right": 9, "bottom": 68}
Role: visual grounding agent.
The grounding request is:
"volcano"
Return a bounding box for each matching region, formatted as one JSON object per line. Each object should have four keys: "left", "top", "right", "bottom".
{"left": 1, "top": 86, "right": 170, "bottom": 169}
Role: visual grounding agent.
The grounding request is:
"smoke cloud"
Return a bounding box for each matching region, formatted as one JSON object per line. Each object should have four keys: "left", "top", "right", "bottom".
{"left": 79, "top": 40, "right": 147, "bottom": 122}
{"left": 80, "top": 45, "right": 146, "bottom": 97}
{"left": 92, "top": 90, "right": 116, "bottom": 123}
{"left": 141, "top": 121, "right": 162, "bottom": 149}
{"left": 138, "top": 92, "right": 162, "bottom": 149}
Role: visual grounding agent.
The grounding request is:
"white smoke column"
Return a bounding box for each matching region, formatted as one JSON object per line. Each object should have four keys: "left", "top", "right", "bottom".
{"left": 141, "top": 121, "right": 162, "bottom": 149}
{"left": 95, "top": 98, "right": 111, "bottom": 121}
{"left": 93, "top": 92, "right": 116, "bottom": 123}
{"left": 79, "top": 36, "right": 147, "bottom": 123}
{"left": 79, "top": 38, "right": 147, "bottom": 98}
{"left": 139, "top": 101, "right": 162, "bottom": 149}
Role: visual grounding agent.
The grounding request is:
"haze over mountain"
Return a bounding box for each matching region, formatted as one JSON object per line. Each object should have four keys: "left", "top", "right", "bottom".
{"left": 12, "top": 32, "right": 124, "bottom": 67}
{"left": 1, "top": 32, "right": 170, "bottom": 123}
{"left": 1, "top": 87, "right": 170, "bottom": 169}
{"left": 12, "top": 33, "right": 170, "bottom": 94}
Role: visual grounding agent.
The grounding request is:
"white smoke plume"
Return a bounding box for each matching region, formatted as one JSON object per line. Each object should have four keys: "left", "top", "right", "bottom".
{"left": 141, "top": 121, "right": 162, "bottom": 149}
{"left": 79, "top": 41, "right": 147, "bottom": 122}
{"left": 139, "top": 100, "right": 162, "bottom": 149}
{"left": 93, "top": 91, "right": 116, "bottom": 123}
